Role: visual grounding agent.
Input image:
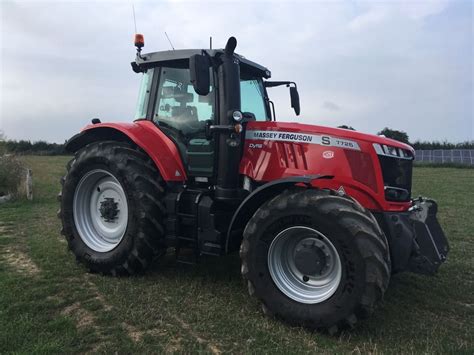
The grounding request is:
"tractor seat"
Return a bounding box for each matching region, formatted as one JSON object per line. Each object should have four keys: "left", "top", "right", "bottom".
{"left": 170, "top": 106, "right": 200, "bottom": 134}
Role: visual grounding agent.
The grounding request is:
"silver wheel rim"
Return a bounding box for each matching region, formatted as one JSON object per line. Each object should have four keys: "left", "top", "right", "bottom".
{"left": 268, "top": 226, "right": 342, "bottom": 304}
{"left": 73, "top": 169, "right": 128, "bottom": 252}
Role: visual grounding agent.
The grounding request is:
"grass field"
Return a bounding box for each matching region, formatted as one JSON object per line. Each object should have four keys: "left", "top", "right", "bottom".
{"left": 0, "top": 156, "right": 473, "bottom": 354}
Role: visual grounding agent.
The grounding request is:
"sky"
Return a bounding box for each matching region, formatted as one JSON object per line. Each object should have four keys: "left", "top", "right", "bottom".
{"left": 0, "top": 0, "right": 472, "bottom": 143}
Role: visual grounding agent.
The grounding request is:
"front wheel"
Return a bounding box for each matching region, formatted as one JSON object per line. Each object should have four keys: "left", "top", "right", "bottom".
{"left": 240, "top": 189, "right": 391, "bottom": 332}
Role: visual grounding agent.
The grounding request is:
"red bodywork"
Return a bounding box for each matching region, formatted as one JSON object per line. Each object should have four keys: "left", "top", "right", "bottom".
{"left": 81, "top": 120, "right": 187, "bottom": 181}
{"left": 241, "top": 121, "right": 413, "bottom": 212}
{"left": 81, "top": 120, "right": 413, "bottom": 212}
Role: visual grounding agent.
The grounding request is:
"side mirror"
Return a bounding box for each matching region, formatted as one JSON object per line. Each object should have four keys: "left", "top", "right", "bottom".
{"left": 190, "top": 54, "right": 210, "bottom": 96}
{"left": 290, "top": 86, "right": 300, "bottom": 116}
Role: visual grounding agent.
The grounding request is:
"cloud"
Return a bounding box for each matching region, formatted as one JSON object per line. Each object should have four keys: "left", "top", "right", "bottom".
{"left": 0, "top": 0, "right": 472, "bottom": 143}
{"left": 348, "top": 6, "right": 389, "bottom": 32}
{"left": 322, "top": 101, "right": 341, "bottom": 111}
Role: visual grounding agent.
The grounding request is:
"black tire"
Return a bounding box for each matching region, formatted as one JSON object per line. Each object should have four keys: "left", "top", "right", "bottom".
{"left": 58, "top": 141, "right": 166, "bottom": 275}
{"left": 240, "top": 188, "right": 390, "bottom": 333}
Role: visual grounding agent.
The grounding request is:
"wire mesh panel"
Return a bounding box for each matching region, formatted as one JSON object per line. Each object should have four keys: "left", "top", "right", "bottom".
{"left": 415, "top": 150, "right": 474, "bottom": 165}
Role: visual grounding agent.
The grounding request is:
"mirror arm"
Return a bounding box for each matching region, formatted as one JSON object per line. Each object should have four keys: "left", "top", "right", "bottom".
{"left": 264, "top": 81, "right": 297, "bottom": 89}
{"left": 268, "top": 100, "right": 276, "bottom": 121}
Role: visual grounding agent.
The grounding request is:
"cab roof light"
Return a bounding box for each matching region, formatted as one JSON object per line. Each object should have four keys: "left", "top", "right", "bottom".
{"left": 134, "top": 33, "right": 145, "bottom": 51}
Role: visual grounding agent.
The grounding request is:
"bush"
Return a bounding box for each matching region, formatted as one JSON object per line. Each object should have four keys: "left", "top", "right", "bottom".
{"left": 377, "top": 127, "right": 410, "bottom": 144}
{"left": 337, "top": 125, "right": 356, "bottom": 130}
{"left": 411, "top": 140, "right": 474, "bottom": 150}
{"left": 0, "top": 131, "right": 6, "bottom": 156}
{"left": 0, "top": 155, "right": 25, "bottom": 197}
{"left": 2, "top": 139, "right": 67, "bottom": 156}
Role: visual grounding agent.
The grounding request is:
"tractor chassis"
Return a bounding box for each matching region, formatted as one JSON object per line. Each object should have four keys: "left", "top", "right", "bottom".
{"left": 162, "top": 181, "right": 449, "bottom": 275}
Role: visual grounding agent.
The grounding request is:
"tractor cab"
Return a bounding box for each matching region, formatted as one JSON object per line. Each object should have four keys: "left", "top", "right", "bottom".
{"left": 131, "top": 40, "right": 299, "bottom": 189}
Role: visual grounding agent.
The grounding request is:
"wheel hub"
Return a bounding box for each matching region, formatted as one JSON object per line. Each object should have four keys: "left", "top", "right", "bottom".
{"left": 294, "top": 240, "right": 328, "bottom": 276}
{"left": 99, "top": 197, "right": 120, "bottom": 222}
{"left": 73, "top": 169, "right": 128, "bottom": 252}
{"left": 267, "top": 226, "right": 342, "bottom": 304}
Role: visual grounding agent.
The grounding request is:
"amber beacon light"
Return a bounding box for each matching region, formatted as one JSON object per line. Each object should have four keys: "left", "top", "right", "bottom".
{"left": 134, "top": 33, "right": 145, "bottom": 50}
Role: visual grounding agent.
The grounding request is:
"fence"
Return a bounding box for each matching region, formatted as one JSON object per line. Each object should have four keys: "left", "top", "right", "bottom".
{"left": 414, "top": 150, "right": 474, "bottom": 165}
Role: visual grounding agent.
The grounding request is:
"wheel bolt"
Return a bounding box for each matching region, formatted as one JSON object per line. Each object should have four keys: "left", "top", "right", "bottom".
{"left": 302, "top": 275, "right": 309, "bottom": 282}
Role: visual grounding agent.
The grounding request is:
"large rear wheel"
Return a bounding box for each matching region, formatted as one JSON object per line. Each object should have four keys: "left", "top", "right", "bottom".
{"left": 58, "top": 141, "right": 166, "bottom": 275}
{"left": 240, "top": 189, "right": 390, "bottom": 332}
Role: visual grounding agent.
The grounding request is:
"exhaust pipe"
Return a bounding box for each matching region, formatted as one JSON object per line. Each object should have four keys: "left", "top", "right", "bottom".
{"left": 215, "top": 37, "right": 242, "bottom": 203}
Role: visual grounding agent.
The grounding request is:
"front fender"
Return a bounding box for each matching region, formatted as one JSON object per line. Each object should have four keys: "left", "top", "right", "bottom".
{"left": 225, "top": 175, "right": 332, "bottom": 253}
{"left": 65, "top": 121, "right": 187, "bottom": 182}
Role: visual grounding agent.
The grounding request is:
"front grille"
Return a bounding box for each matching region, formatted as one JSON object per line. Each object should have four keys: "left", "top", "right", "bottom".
{"left": 344, "top": 150, "right": 378, "bottom": 192}
{"left": 378, "top": 155, "right": 413, "bottom": 202}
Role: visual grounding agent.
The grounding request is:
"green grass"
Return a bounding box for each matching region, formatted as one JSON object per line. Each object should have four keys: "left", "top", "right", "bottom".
{"left": 1, "top": 156, "right": 473, "bottom": 353}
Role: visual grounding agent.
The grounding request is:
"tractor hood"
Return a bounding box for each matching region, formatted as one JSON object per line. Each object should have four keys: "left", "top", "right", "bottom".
{"left": 241, "top": 121, "right": 415, "bottom": 212}
{"left": 245, "top": 121, "right": 413, "bottom": 152}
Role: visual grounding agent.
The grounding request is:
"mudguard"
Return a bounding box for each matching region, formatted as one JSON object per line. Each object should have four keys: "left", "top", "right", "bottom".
{"left": 225, "top": 175, "right": 332, "bottom": 253}
{"left": 65, "top": 120, "right": 187, "bottom": 182}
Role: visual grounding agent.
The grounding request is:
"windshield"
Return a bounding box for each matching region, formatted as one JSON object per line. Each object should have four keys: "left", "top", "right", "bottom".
{"left": 137, "top": 68, "right": 267, "bottom": 123}
{"left": 240, "top": 77, "right": 268, "bottom": 121}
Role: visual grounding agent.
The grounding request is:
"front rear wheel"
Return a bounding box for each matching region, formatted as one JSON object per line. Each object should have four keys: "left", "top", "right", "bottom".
{"left": 240, "top": 189, "right": 391, "bottom": 332}
{"left": 59, "top": 141, "right": 166, "bottom": 275}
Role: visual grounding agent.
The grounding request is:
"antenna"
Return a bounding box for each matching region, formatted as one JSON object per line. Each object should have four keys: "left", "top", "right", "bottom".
{"left": 210, "top": 36, "right": 212, "bottom": 50}
{"left": 164, "top": 32, "right": 175, "bottom": 50}
{"left": 132, "top": 3, "right": 137, "bottom": 33}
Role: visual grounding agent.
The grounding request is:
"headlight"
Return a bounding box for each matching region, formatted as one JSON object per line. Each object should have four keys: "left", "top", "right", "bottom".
{"left": 373, "top": 143, "right": 413, "bottom": 160}
{"left": 232, "top": 110, "right": 243, "bottom": 122}
{"left": 385, "top": 145, "right": 398, "bottom": 157}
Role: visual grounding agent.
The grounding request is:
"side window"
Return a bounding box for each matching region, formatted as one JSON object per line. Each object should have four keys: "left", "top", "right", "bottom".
{"left": 134, "top": 68, "right": 154, "bottom": 119}
{"left": 240, "top": 79, "right": 267, "bottom": 121}
{"left": 154, "top": 67, "right": 214, "bottom": 136}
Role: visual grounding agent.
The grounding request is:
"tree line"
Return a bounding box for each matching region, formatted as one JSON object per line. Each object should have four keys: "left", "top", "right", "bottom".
{"left": 0, "top": 139, "right": 67, "bottom": 155}
{"left": 337, "top": 126, "right": 473, "bottom": 150}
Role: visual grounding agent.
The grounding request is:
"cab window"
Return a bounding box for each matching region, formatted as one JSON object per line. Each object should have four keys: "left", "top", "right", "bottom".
{"left": 134, "top": 68, "right": 154, "bottom": 119}
{"left": 240, "top": 77, "right": 268, "bottom": 121}
{"left": 154, "top": 67, "right": 214, "bottom": 136}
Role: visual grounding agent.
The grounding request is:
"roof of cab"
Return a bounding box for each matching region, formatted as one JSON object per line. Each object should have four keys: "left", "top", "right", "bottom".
{"left": 132, "top": 49, "right": 271, "bottom": 78}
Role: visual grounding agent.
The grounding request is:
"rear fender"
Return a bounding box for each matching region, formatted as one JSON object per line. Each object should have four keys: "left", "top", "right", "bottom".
{"left": 225, "top": 175, "right": 332, "bottom": 253}
{"left": 65, "top": 121, "right": 187, "bottom": 182}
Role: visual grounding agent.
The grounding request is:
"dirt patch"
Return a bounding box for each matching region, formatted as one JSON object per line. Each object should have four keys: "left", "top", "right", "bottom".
{"left": 172, "top": 315, "right": 221, "bottom": 354}
{"left": 0, "top": 248, "right": 40, "bottom": 275}
{"left": 61, "top": 302, "right": 95, "bottom": 329}
{"left": 122, "top": 322, "right": 142, "bottom": 342}
{"left": 164, "top": 336, "right": 183, "bottom": 353}
{"left": 122, "top": 321, "right": 168, "bottom": 343}
{"left": 84, "top": 275, "right": 113, "bottom": 311}
{"left": 0, "top": 223, "right": 14, "bottom": 237}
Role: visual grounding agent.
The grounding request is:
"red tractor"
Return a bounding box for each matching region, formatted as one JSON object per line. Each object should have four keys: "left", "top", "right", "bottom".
{"left": 59, "top": 36, "right": 448, "bottom": 332}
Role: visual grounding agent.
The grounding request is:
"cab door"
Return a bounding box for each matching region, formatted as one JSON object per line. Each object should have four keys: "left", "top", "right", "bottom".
{"left": 152, "top": 66, "right": 215, "bottom": 178}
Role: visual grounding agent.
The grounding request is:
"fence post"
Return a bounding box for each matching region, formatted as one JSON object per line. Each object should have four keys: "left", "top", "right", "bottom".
{"left": 26, "top": 169, "right": 33, "bottom": 201}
